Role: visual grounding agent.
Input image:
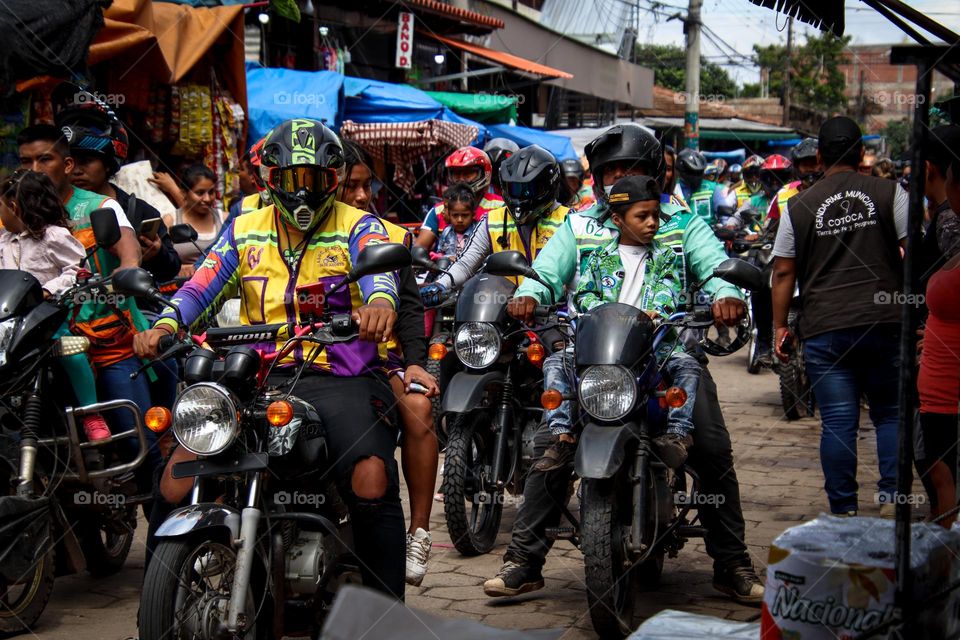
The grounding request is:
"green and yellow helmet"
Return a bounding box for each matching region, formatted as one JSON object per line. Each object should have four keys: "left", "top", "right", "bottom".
{"left": 260, "top": 119, "right": 345, "bottom": 231}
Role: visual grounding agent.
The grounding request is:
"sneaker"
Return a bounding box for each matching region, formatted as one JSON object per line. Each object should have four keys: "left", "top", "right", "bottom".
{"left": 713, "top": 563, "right": 764, "bottom": 604}
{"left": 832, "top": 510, "right": 858, "bottom": 518}
{"left": 532, "top": 437, "right": 577, "bottom": 473}
{"left": 483, "top": 560, "right": 544, "bottom": 597}
{"left": 83, "top": 414, "right": 111, "bottom": 442}
{"left": 653, "top": 432, "right": 694, "bottom": 469}
{"left": 405, "top": 528, "right": 432, "bottom": 586}
{"left": 879, "top": 503, "right": 896, "bottom": 519}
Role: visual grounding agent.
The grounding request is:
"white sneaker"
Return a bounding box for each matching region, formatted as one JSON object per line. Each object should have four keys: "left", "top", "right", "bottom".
{"left": 405, "top": 528, "right": 432, "bottom": 586}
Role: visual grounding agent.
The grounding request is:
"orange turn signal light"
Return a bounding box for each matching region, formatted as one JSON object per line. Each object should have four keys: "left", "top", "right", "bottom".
{"left": 526, "top": 342, "right": 546, "bottom": 366}
{"left": 144, "top": 406, "right": 172, "bottom": 433}
{"left": 428, "top": 343, "right": 447, "bottom": 360}
{"left": 664, "top": 386, "right": 688, "bottom": 409}
{"left": 541, "top": 389, "right": 563, "bottom": 410}
{"left": 266, "top": 400, "right": 294, "bottom": 427}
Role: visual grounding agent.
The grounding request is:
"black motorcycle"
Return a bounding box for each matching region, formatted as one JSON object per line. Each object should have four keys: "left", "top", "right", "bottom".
{"left": 573, "top": 259, "right": 763, "bottom": 638}
{"left": 777, "top": 285, "right": 815, "bottom": 420}
{"left": 0, "top": 209, "right": 151, "bottom": 633}
{"left": 438, "top": 252, "right": 562, "bottom": 556}
{"left": 132, "top": 243, "right": 411, "bottom": 640}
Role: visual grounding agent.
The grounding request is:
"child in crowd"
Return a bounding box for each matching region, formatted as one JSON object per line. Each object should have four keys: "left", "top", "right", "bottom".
{"left": 0, "top": 170, "right": 111, "bottom": 441}
{"left": 436, "top": 184, "right": 479, "bottom": 259}
{"left": 575, "top": 175, "right": 701, "bottom": 468}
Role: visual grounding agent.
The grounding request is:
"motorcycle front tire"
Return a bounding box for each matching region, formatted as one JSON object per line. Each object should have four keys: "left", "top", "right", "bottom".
{"left": 0, "top": 545, "right": 55, "bottom": 633}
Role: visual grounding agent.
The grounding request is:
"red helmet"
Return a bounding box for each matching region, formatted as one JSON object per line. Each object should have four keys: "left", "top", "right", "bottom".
{"left": 444, "top": 146, "right": 492, "bottom": 197}
{"left": 762, "top": 154, "right": 792, "bottom": 171}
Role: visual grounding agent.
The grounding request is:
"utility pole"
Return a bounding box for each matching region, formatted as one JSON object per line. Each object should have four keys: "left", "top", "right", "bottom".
{"left": 783, "top": 16, "right": 792, "bottom": 127}
{"left": 684, "top": 0, "right": 702, "bottom": 150}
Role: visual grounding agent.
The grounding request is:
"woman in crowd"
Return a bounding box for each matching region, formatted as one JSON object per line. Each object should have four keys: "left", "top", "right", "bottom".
{"left": 161, "top": 164, "right": 225, "bottom": 277}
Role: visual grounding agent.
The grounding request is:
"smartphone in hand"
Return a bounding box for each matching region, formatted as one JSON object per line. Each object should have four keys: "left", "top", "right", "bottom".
{"left": 778, "top": 330, "right": 795, "bottom": 357}
{"left": 140, "top": 217, "right": 162, "bottom": 240}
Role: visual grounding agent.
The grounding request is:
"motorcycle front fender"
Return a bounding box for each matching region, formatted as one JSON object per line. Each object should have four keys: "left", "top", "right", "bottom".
{"left": 155, "top": 503, "right": 241, "bottom": 541}
{"left": 441, "top": 371, "right": 505, "bottom": 414}
{"left": 575, "top": 422, "right": 640, "bottom": 480}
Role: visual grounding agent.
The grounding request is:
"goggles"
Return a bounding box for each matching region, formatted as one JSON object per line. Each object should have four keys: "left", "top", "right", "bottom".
{"left": 268, "top": 165, "right": 339, "bottom": 195}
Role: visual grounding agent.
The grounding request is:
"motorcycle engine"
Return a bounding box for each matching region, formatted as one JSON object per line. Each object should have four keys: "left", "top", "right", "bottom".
{"left": 520, "top": 418, "right": 540, "bottom": 469}
{"left": 285, "top": 530, "right": 325, "bottom": 595}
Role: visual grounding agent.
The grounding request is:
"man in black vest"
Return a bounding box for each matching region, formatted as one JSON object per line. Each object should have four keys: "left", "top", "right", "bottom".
{"left": 771, "top": 116, "right": 908, "bottom": 517}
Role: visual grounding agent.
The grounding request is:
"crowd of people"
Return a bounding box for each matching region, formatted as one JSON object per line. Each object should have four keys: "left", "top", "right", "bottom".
{"left": 4, "top": 79, "right": 960, "bottom": 625}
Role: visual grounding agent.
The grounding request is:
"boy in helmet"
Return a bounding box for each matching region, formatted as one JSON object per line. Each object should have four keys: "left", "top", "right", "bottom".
{"left": 415, "top": 146, "right": 504, "bottom": 250}
{"left": 136, "top": 118, "right": 421, "bottom": 600}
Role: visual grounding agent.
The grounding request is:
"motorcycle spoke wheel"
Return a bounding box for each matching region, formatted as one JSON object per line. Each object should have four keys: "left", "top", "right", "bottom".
{"left": 79, "top": 511, "right": 135, "bottom": 577}
{"left": 441, "top": 412, "right": 503, "bottom": 556}
{"left": 0, "top": 547, "right": 55, "bottom": 633}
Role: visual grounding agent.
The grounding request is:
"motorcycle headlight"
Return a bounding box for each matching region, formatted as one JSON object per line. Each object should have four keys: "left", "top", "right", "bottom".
{"left": 454, "top": 322, "right": 501, "bottom": 369}
{"left": 173, "top": 383, "right": 239, "bottom": 455}
{"left": 0, "top": 318, "right": 19, "bottom": 367}
{"left": 578, "top": 365, "right": 637, "bottom": 421}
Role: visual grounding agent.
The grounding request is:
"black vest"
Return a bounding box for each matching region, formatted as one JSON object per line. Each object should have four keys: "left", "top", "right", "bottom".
{"left": 789, "top": 171, "right": 902, "bottom": 338}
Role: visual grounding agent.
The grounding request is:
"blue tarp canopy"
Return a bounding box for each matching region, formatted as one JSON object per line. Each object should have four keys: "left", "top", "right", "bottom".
{"left": 245, "top": 63, "right": 343, "bottom": 142}
{"left": 343, "top": 77, "right": 487, "bottom": 144}
{"left": 486, "top": 124, "right": 577, "bottom": 162}
{"left": 703, "top": 149, "right": 747, "bottom": 163}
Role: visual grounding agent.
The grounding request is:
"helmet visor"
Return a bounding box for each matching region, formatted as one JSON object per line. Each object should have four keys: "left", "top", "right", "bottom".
{"left": 504, "top": 180, "right": 539, "bottom": 200}
{"left": 269, "top": 165, "right": 338, "bottom": 195}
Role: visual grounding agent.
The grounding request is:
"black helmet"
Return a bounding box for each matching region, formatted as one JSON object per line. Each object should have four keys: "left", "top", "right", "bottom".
{"left": 499, "top": 144, "right": 561, "bottom": 225}
{"left": 561, "top": 158, "right": 584, "bottom": 181}
{"left": 791, "top": 137, "right": 818, "bottom": 163}
{"left": 677, "top": 148, "right": 707, "bottom": 176}
{"left": 484, "top": 137, "right": 520, "bottom": 185}
{"left": 260, "top": 118, "right": 345, "bottom": 231}
{"left": 584, "top": 123, "right": 664, "bottom": 206}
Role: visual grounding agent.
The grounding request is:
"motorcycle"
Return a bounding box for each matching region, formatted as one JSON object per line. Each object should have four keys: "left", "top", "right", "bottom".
{"left": 727, "top": 214, "right": 774, "bottom": 375}
{"left": 438, "top": 251, "right": 563, "bottom": 556}
{"left": 0, "top": 209, "right": 151, "bottom": 633}
{"left": 571, "top": 258, "right": 764, "bottom": 638}
{"left": 777, "top": 285, "right": 815, "bottom": 420}
{"left": 131, "top": 243, "right": 413, "bottom": 640}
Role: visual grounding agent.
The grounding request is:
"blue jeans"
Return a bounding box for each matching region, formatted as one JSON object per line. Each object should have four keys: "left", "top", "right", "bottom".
{"left": 662, "top": 351, "right": 701, "bottom": 437}
{"left": 543, "top": 347, "right": 576, "bottom": 436}
{"left": 803, "top": 324, "right": 900, "bottom": 514}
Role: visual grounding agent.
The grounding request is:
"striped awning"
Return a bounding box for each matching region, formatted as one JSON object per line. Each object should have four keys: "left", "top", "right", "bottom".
{"left": 339, "top": 119, "right": 479, "bottom": 192}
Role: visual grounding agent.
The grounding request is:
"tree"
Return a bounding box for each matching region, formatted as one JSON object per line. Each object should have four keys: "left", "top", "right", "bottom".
{"left": 881, "top": 118, "right": 911, "bottom": 159}
{"left": 633, "top": 44, "right": 737, "bottom": 97}
{"left": 752, "top": 32, "right": 850, "bottom": 113}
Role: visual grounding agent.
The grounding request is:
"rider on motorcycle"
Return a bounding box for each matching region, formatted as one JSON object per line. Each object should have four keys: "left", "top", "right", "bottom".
{"left": 560, "top": 158, "right": 586, "bottom": 208}
{"left": 416, "top": 146, "right": 504, "bottom": 250}
{"left": 734, "top": 154, "right": 769, "bottom": 213}
{"left": 728, "top": 162, "right": 742, "bottom": 185}
{"left": 419, "top": 144, "right": 569, "bottom": 304}
{"left": 677, "top": 148, "right": 720, "bottom": 224}
{"left": 758, "top": 154, "right": 793, "bottom": 226}
{"left": 484, "top": 123, "right": 764, "bottom": 604}
{"left": 766, "top": 138, "right": 821, "bottom": 225}
{"left": 484, "top": 137, "right": 520, "bottom": 197}
{"left": 135, "top": 119, "right": 408, "bottom": 599}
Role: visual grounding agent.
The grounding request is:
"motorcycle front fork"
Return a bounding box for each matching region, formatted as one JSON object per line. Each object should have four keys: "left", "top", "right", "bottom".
{"left": 628, "top": 442, "right": 650, "bottom": 555}
{"left": 226, "top": 471, "right": 262, "bottom": 634}
{"left": 487, "top": 375, "right": 515, "bottom": 494}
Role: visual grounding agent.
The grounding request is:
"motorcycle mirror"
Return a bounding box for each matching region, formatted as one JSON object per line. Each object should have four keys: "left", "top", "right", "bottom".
{"left": 329, "top": 243, "right": 411, "bottom": 296}
{"left": 112, "top": 267, "right": 158, "bottom": 299}
{"left": 713, "top": 258, "right": 765, "bottom": 291}
{"left": 168, "top": 223, "right": 199, "bottom": 244}
{"left": 483, "top": 251, "right": 535, "bottom": 279}
{"left": 410, "top": 246, "right": 436, "bottom": 270}
{"left": 91, "top": 208, "right": 121, "bottom": 249}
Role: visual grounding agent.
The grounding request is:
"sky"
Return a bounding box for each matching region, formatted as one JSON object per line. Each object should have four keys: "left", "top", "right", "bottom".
{"left": 639, "top": 0, "right": 960, "bottom": 86}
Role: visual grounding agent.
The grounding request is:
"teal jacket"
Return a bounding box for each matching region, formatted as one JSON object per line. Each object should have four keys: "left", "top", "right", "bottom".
{"left": 515, "top": 201, "right": 743, "bottom": 312}
{"left": 575, "top": 237, "right": 682, "bottom": 315}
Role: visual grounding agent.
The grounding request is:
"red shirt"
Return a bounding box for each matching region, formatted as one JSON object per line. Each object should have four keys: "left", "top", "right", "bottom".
{"left": 918, "top": 261, "right": 960, "bottom": 414}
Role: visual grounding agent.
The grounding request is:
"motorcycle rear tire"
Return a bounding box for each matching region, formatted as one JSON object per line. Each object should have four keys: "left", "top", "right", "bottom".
{"left": 0, "top": 545, "right": 55, "bottom": 633}
{"left": 79, "top": 514, "right": 135, "bottom": 577}
{"left": 140, "top": 533, "right": 271, "bottom": 640}
{"left": 746, "top": 332, "right": 761, "bottom": 375}
{"left": 441, "top": 412, "right": 502, "bottom": 556}
{"left": 779, "top": 310, "right": 814, "bottom": 420}
{"left": 581, "top": 478, "right": 641, "bottom": 639}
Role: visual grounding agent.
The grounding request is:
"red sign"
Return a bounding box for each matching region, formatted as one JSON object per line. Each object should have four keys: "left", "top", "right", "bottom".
{"left": 395, "top": 12, "right": 414, "bottom": 69}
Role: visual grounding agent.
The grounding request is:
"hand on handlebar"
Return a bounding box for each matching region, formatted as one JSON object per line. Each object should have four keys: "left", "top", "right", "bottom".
{"left": 133, "top": 325, "right": 175, "bottom": 359}
{"left": 420, "top": 283, "right": 447, "bottom": 308}
{"left": 507, "top": 296, "right": 539, "bottom": 324}
{"left": 711, "top": 297, "right": 746, "bottom": 327}
{"left": 403, "top": 364, "right": 440, "bottom": 398}
{"left": 353, "top": 298, "right": 396, "bottom": 343}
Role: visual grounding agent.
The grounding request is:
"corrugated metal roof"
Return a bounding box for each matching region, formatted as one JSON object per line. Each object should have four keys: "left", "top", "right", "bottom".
{"left": 539, "top": 0, "right": 629, "bottom": 56}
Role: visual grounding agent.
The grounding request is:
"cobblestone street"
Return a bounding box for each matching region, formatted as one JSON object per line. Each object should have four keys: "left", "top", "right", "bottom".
{"left": 33, "top": 351, "right": 895, "bottom": 639}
